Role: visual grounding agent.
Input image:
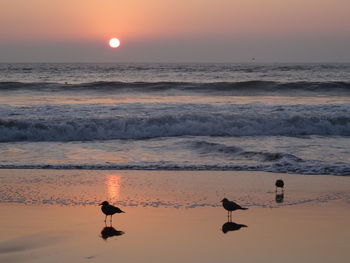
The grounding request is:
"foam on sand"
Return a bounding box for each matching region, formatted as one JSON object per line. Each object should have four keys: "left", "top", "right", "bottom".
{"left": 0, "top": 170, "right": 349, "bottom": 208}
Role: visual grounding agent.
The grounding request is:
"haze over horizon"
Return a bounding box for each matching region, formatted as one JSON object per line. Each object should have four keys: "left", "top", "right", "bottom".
{"left": 1, "top": 0, "right": 349, "bottom": 63}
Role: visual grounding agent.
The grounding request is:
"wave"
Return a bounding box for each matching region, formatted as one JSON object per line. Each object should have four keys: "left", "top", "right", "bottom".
{"left": 1, "top": 81, "right": 350, "bottom": 94}
{"left": 191, "top": 141, "right": 303, "bottom": 162}
{"left": 1, "top": 138, "right": 349, "bottom": 176}
{"left": 1, "top": 111, "right": 350, "bottom": 142}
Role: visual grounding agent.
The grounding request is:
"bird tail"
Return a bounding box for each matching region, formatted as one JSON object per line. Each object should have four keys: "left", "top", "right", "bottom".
{"left": 240, "top": 207, "right": 248, "bottom": 210}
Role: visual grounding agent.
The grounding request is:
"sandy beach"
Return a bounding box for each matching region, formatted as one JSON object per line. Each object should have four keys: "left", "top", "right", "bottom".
{"left": 0, "top": 169, "right": 349, "bottom": 263}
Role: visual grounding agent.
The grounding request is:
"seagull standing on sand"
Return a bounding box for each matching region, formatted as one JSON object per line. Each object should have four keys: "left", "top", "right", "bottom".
{"left": 221, "top": 198, "right": 248, "bottom": 219}
{"left": 99, "top": 201, "right": 125, "bottom": 222}
{"left": 275, "top": 179, "right": 284, "bottom": 192}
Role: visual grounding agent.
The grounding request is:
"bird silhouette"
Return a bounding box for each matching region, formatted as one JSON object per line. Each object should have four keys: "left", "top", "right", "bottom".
{"left": 221, "top": 198, "right": 248, "bottom": 219}
{"left": 99, "top": 201, "right": 125, "bottom": 222}
{"left": 275, "top": 179, "right": 284, "bottom": 192}
{"left": 222, "top": 221, "right": 248, "bottom": 234}
{"left": 100, "top": 223, "right": 125, "bottom": 240}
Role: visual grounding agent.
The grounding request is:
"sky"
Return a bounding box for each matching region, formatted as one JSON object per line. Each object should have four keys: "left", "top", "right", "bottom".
{"left": 0, "top": 0, "right": 349, "bottom": 62}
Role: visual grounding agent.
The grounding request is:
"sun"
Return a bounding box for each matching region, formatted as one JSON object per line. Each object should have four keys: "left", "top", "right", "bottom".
{"left": 109, "top": 38, "right": 121, "bottom": 48}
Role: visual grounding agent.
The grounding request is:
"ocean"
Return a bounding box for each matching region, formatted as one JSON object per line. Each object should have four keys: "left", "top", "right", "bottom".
{"left": 0, "top": 63, "right": 350, "bottom": 176}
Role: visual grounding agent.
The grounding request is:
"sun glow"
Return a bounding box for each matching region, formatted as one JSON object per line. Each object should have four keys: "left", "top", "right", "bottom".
{"left": 109, "top": 38, "right": 120, "bottom": 48}
{"left": 106, "top": 175, "right": 121, "bottom": 202}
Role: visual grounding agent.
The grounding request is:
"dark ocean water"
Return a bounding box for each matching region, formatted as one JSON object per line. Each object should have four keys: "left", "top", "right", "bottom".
{"left": 0, "top": 63, "right": 350, "bottom": 175}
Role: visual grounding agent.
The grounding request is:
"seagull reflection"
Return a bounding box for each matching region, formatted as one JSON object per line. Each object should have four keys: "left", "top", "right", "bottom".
{"left": 275, "top": 192, "right": 284, "bottom": 203}
{"left": 222, "top": 221, "right": 248, "bottom": 234}
{"left": 100, "top": 223, "right": 125, "bottom": 240}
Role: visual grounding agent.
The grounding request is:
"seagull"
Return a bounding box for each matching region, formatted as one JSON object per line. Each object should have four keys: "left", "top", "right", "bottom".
{"left": 221, "top": 198, "right": 248, "bottom": 218}
{"left": 99, "top": 201, "right": 125, "bottom": 222}
{"left": 275, "top": 179, "right": 284, "bottom": 192}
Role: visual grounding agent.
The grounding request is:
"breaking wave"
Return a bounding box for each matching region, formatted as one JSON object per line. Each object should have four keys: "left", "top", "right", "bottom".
{"left": 1, "top": 107, "right": 350, "bottom": 142}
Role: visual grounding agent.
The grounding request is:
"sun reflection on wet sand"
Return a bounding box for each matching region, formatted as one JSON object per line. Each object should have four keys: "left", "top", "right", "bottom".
{"left": 105, "top": 175, "right": 121, "bottom": 202}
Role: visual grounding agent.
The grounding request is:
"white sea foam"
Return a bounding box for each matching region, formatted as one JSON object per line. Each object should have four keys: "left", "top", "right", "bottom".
{"left": 1, "top": 103, "right": 350, "bottom": 142}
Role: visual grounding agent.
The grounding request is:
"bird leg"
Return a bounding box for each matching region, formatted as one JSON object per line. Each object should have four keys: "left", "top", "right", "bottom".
{"left": 104, "top": 215, "right": 107, "bottom": 222}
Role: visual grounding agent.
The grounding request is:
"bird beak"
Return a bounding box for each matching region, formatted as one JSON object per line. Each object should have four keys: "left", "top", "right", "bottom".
{"left": 99, "top": 203, "right": 102, "bottom": 206}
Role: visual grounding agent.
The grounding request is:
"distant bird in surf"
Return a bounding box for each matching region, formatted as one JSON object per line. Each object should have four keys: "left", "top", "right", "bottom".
{"left": 99, "top": 201, "right": 125, "bottom": 222}
{"left": 221, "top": 198, "right": 248, "bottom": 218}
{"left": 275, "top": 179, "right": 285, "bottom": 192}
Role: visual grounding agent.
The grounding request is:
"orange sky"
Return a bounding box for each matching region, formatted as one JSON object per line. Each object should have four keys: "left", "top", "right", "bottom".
{"left": 0, "top": 0, "right": 349, "bottom": 62}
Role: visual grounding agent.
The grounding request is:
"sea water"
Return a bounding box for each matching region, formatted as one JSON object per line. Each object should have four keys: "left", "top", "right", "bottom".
{"left": 0, "top": 63, "right": 350, "bottom": 175}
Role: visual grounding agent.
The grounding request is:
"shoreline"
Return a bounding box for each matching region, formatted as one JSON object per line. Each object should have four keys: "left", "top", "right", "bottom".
{"left": 1, "top": 169, "right": 350, "bottom": 208}
{"left": 0, "top": 166, "right": 348, "bottom": 177}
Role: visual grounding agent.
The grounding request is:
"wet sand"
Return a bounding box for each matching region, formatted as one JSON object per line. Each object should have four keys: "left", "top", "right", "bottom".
{"left": 0, "top": 170, "right": 350, "bottom": 262}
